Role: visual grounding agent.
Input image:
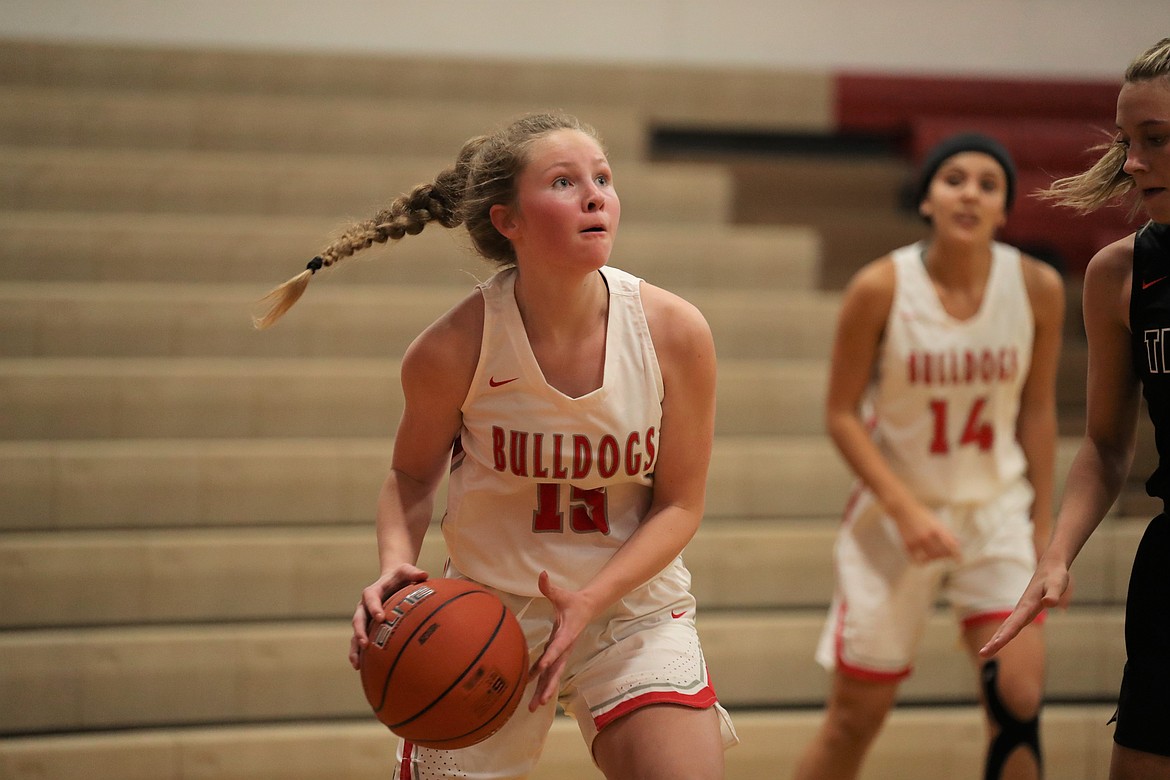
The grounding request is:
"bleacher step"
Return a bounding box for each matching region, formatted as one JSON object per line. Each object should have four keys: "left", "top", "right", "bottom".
{"left": 0, "top": 704, "right": 1120, "bottom": 780}
{"left": 0, "top": 517, "right": 1142, "bottom": 629}
{"left": 0, "top": 283, "right": 837, "bottom": 360}
{"left": 0, "top": 87, "right": 649, "bottom": 159}
{"left": 0, "top": 608, "right": 1124, "bottom": 735}
{"left": 0, "top": 357, "right": 828, "bottom": 439}
{"left": 0, "top": 212, "right": 820, "bottom": 289}
{"left": 0, "top": 436, "right": 1083, "bottom": 531}
{"left": 0, "top": 702, "right": 1115, "bottom": 780}
{"left": 0, "top": 147, "right": 736, "bottom": 223}
{"left": 0, "top": 39, "right": 834, "bottom": 132}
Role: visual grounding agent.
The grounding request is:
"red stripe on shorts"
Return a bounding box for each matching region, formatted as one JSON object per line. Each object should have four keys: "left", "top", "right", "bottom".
{"left": 833, "top": 600, "right": 913, "bottom": 682}
{"left": 593, "top": 680, "right": 719, "bottom": 731}
{"left": 399, "top": 741, "right": 415, "bottom": 779}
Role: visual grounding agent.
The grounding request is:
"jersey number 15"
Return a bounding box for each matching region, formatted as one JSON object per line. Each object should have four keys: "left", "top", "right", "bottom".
{"left": 533, "top": 483, "right": 610, "bottom": 534}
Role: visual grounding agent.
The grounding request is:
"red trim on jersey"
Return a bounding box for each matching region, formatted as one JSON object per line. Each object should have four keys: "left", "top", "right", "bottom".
{"left": 832, "top": 600, "right": 913, "bottom": 682}
{"left": 399, "top": 741, "right": 415, "bottom": 779}
{"left": 839, "top": 482, "right": 865, "bottom": 525}
{"left": 961, "top": 609, "right": 1047, "bottom": 630}
{"left": 593, "top": 680, "right": 719, "bottom": 732}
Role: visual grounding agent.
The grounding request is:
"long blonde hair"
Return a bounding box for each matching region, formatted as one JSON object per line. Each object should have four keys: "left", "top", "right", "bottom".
{"left": 1039, "top": 38, "right": 1170, "bottom": 212}
{"left": 254, "top": 112, "right": 601, "bottom": 328}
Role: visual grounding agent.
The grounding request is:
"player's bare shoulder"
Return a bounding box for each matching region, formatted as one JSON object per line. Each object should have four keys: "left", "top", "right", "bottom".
{"left": 840, "top": 253, "right": 898, "bottom": 329}
{"left": 638, "top": 280, "right": 717, "bottom": 400}
{"left": 638, "top": 281, "right": 715, "bottom": 355}
{"left": 1082, "top": 232, "right": 1138, "bottom": 331}
{"left": 1019, "top": 253, "right": 1064, "bottom": 295}
{"left": 1086, "top": 233, "right": 1138, "bottom": 284}
{"left": 401, "top": 288, "right": 484, "bottom": 400}
{"left": 1019, "top": 253, "right": 1066, "bottom": 326}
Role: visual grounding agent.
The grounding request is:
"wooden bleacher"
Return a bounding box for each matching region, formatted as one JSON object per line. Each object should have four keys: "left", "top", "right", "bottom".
{"left": 832, "top": 72, "right": 1143, "bottom": 275}
{"left": 0, "top": 39, "right": 1146, "bottom": 780}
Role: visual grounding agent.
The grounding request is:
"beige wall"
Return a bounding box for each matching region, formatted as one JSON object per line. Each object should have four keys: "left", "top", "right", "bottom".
{"left": 0, "top": 0, "right": 1160, "bottom": 78}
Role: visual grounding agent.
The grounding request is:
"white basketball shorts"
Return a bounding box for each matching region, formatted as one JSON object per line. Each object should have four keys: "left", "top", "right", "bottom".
{"left": 815, "top": 477, "right": 1041, "bottom": 681}
{"left": 393, "top": 558, "right": 739, "bottom": 779}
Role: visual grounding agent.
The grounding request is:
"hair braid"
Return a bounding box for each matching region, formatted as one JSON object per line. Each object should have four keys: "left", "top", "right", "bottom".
{"left": 252, "top": 172, "right": 467, "bottom": 329}
{"left": 254, "top": 111, "right": 599, "bottom": 329}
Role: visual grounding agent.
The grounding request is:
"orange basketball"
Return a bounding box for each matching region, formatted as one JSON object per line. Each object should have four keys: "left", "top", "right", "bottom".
{"left": 359, "top": 578, "right": 529, "bottom": 750}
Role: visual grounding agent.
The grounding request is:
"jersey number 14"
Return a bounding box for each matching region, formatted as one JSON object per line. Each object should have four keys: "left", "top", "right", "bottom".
{"left": 929, "top": 396, "right": 993, "bottom": 455}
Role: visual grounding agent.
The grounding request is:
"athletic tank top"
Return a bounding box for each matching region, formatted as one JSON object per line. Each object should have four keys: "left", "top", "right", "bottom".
{"left": 869, "top": 242, "right": 1033, "bottom": 504}
{"left": 443, "top": 265, "right": 665, "bottom": 596}
{"left": 1129, "top": 221, "right": 1170, "bottom": 502}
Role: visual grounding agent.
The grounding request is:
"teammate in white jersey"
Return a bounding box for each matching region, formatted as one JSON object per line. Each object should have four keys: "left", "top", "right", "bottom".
{"left": 256, "top": 112, "right": 736, "bottom": 779}
{"left": 794, "top": 134, "right": 1065, "bottom": 780}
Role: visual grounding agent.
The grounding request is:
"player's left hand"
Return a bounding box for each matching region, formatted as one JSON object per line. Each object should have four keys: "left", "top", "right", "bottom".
{"left": 979, "top": 555, "right": 1070, "bottom": 658}
{"left": 526, "top": 571, "right": 597, "bottom": 712}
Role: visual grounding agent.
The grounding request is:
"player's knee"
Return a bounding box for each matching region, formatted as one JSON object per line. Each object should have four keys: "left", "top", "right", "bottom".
{"left": 982, "top": 659, "right": 1042, "bottom": 722}
{"left": 981, "top": 659, "right": 1042, "bottom": 777}
{"left": 824, "top": 702, "right": 888, "bottom": 749}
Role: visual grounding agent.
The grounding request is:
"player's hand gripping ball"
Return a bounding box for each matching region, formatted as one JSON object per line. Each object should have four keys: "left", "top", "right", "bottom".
{"left": 359, "top": 578, "right": 529, "bottom": 749}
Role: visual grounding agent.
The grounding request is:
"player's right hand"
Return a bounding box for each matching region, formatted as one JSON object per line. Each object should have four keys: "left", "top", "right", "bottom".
{"left": 894, "top": 503, "right": 962, "bottom": 564}
{"left": 349, "top": 564, "right": 429, "bottom": 669}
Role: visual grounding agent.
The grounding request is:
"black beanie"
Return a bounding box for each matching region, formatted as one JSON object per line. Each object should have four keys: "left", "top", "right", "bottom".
{"left": 913, "top": 132, "right": 1017, "bottom": 212}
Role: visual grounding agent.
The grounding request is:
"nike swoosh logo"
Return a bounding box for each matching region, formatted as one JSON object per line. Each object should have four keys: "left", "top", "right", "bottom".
{"left": 1143, "top": 276, "right": 1168, "bottom": 290}
{"left": 488, "top": 376, "right": 518, "bottom": 387}
{"left": 671, "top": 610, "right": 686, "bottom": 619}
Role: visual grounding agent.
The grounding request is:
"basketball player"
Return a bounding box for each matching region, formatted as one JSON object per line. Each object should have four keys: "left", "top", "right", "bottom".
{"left": 256, "top": 112, "right": 737, "bottom": 779}
{"left": 793, "top": 133, "right": 1065, "bottom": 780}
{"left": 981, "top": 38, "right": 1170, "bottom": 779}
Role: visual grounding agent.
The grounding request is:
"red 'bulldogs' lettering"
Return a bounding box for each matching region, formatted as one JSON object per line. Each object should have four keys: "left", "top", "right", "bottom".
{"left": 491, "top": 426, "right": 656, "bottom": 480}
{"left": 907, "top": 347, "right": 1019, "bottom": 386}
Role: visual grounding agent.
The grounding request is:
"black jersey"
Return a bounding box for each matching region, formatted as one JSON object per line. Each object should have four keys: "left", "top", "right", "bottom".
{"left": 1131, "top": 221, "right": 1170, "bottom": 502}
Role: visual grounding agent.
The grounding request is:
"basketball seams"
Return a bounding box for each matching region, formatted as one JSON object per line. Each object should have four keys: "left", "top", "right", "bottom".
{"left": 411, "top": 609, "right": 530, "bottom": 747}
{"left": 371, "top": 588, "right": 490, "bottom": 713}
{"left": 359, "top": 578, "right": 529, "bottom": 750}
{"left": 386, "top": 598, "right": 506, "bottom": 729}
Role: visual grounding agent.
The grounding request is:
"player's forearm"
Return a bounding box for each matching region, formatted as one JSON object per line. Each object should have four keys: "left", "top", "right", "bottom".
{"left": 827, "top": 409, "right": 918, "bottom": 520}
{"left": 582, "top": 501, "right": 703, "bottom": 612}
{"left": 375, "top": 469, "right": 437, "bottom": 573}
{"left": 1046, "top": 435, "right": 1133, "bottom": 566}
{"left": 1016, "top": 402, "right": 1058, "bottom": 548}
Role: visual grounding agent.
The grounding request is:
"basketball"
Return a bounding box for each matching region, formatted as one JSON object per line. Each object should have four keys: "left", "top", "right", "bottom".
{"left": 359, "top": 578, "right": 529, "bottom": 750}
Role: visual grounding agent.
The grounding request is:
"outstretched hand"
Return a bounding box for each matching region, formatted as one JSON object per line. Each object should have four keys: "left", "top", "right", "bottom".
{"left": 979, "top": 559, "right": 1072, "bottom": 659}
{"left": 348, "top": 564, "right": 430, "bottom": 669}
{"left": 526, "top": 570, "right": 596, "bottom": 713}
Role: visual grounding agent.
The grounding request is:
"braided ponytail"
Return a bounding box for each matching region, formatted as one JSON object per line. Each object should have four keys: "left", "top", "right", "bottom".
{"left": 252, "top": 171, "right": 468, "bottom": 329}
{"left": 254, "top": 111, "right": 599, "bottom": 328}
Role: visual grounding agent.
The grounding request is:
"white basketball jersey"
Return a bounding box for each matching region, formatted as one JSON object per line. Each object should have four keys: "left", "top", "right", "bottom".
{"left": 444, "top": 266, "right": 664, "bottom": 596}
{"left": 868, "top": 242, "right": 1033, "bottom": 504}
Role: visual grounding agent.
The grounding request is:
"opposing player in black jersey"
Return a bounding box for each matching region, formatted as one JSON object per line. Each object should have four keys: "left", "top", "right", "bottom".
{"left": 981, "top": 38, "right": 1170, "bottom": 780}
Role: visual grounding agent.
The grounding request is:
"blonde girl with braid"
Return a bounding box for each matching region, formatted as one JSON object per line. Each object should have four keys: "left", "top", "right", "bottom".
{"left": 257, "top": 112, "right": 737, "bottom": 780}
{"left": 982, "top": 38, "right": 1170, "bottom": 779}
